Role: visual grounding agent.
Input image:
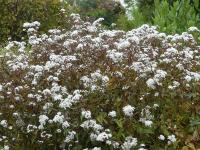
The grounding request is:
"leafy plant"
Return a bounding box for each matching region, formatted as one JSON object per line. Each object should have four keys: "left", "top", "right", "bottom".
{"left": 67, "top": 0, "right": 122, "bottom": 26}
{"left": 0, "top": 0, "right": 73, "bottom": 45}
{"left": 117, "top": 6, "right": 147, "bottom": 31}
{"left": 0, "top": 14, "right": 200, "bottom": 149}
{"left": 117, "top": 0, "right": 200, "bottom": 34}
{"left": 153, "top": 0, "right": 200, "bottom": 34}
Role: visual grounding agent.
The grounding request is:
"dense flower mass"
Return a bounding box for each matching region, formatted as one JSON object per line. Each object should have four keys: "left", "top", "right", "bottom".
{"left": 0, "top": 13, "right": 200, "bottom": 149}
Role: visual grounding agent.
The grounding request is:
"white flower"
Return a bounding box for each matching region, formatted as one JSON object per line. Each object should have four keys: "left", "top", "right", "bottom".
{"left": 0, "top": 120, "right": 8, "bottom": 128}
{"left": 42, "top": 89, "right": 51, "bottom": 96}
{"left": 80, "top": 120, "right": 103, "bottom": 131}
{"left": 28, "top": 93, "right": 34, "bottom": 98}
{"left": 57, "top": 129, "right": 62, "bottom": 133}
{"left": 138, "top": 148, "right": 147, "bottom": 150}
{"left": 92, "top": 147, "right": 101, "bottom": 150}
{"left": 81, "top": 110, "right": 92, "bottom": 119}
{"left": 117, "top": 40, "right": 131, "bottom": 50}
{"left": 23, "top": 21, "right": 40, "bottom": 28}
{"left": 122, "top": 136, "right": 137, "bottom": 150}
{"left": 43, "top": 103, "right": 53, "bottom": 111}
{"left": 158, "top": 134, "right": 165, "bottom": 141}
{"left": 140, "top": 144, "right": 145, "bottom": 147}
{"left": 62, "top": 121, "right": 70, "bottom": 129}
{"left": 190, "top": 72, "right": 200, "bottom": 81}
{"left": 154, "top": 70, "right": 167, "bottom": 80}
{"left": 3, "top": 145, "right": 9, "bottom": 150}
{"left": 144, "top": 120, "right": 153, "bottom": 127}
{"left": 38, "top": 115, "right": 49, "bottom": 129}
{"left": 167, "top": 134, "right": 176, "bottom": 145}
{"left": 165, "top": 47, "right": 178, "bottom": 56}
{"left": 81, "top": 70, "right": 109, "bottom": 91}
{"left": 108, "top": 111, "right": 117, "bottom": 118}
{"left": 64, "top": 131, "right": 76, "bottom": 143}
{"left": 123, "top": 105, "right": 135, "bottom": 117}
{"left": 0, "top": 84, "right": 3, "bottom": 92}
{"left": 53, "top": 112, "right": 64, "bottom": 124}
{"left": 185, "top": 75, "right": 192, "bottom": 82}
{"left": 90, "top": 133, "right": 98, "bottom": 141}
{"left": 33, "top": 65, "right": 44, "bottom": 72}
{"left": 49, "top": 29, "right": 61, "bottom": 35}
{"left": 188, "top": 26, "right": 199, "bottom": 32}
{"left": 59, "top": 97, "right": 73, "bottom": 109}
{"left": 27, "top": 124, "right": 37, "bottom": 133}
{"left": 153, "top": 103, "right": 159, "bottom": 108}
{"left": 146, "top": 78, "right": 156, "bottom": 89}
{"left": 106, "top": 140, "right": 112, "bottom": 145}
{"left": 106, "top": 49, "right": 124, "bottom": 63}
{"left": 96, "top": 132, "right": 112, "bottom": 142}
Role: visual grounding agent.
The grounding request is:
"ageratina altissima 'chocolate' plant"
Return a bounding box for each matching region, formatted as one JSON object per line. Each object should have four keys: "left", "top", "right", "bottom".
{"left": 0, "top": 13, "right": 200, "bottom": 150}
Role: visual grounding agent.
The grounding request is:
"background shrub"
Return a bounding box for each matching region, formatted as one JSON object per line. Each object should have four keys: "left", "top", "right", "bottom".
{"left": 153, "top": 0, "right": 200, "bottom": 34}
{"left": 0, "top": 0, "right": 123, "bottom": 46}
{"left": 117, "top": 6, "right": 146, "bottom": 31}
{"left": 67, "top": 0, "right": 122, "bottom": 26}
{"left": 117, "top": 0, "right": 200, "bottom": 34}
{"left": 0, "top": 0, "right": 73, "bottom": 45}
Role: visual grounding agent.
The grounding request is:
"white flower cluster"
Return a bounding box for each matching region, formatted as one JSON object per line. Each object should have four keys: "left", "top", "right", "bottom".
{"left": 0, "top": 14, "right": 199, "bottom": 149}
{"left": 123, "top": 105, "right": 135, "bottom": 117}
{"left": 122, "top": 136, "right": 137, "bottom": 150}
{"left": 158, "top": 134, "right": 176, "bottom": 145}
{"left": 80, "top": 70, "right": 109, "bottom": 92}
{"left": 106, "top": 49, "right": 124, "bottom": 63}
{"left": 23, "top": 21, "right": 40, "bottom": 28}
{"left": 81, "top": 110, "right": 92, "bottom": 119}
{"left": 108, "top": 111, "right": 117, "bottom": 118}
{"left": 38, "top": 115, "right": 49, "bottom": 129}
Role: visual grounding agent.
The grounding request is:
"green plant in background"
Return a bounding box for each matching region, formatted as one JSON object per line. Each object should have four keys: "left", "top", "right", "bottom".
{"left": 116, "top": 0, "right": 200, "bottom": 34}
{"left": 153, "top": 0, "right": 200, "bottom": 34}
{"left": 0, "top": 0, "right": 73, "bottom": 45}
{"left": 137, "top": 0, "right": 154, "bottom": 22}
{"left": 116, "top": 0, "right": 154, "bottom": 31}
{"left": 117, "top": 6, "right": 147, "bottom": 31}
{"left": 67, "top": 0, "right": 122, "bottom": 27}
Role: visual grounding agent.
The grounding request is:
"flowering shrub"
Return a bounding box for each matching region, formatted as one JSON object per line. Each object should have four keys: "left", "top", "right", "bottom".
{"left": 0, "top": 14, "right": 200, "bottom": 149}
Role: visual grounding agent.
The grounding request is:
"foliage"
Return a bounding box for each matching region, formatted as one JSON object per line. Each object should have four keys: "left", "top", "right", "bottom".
{"left": 117, "top": 0, "right": 200, "bottom": 34}
{"left": 0, "top": 0, "right": 73, "bottom": 45}
{"left": 0, "top": 14, "right": 200, "bottom": 149}
{"left": 117, "top": 7, "right": 147, "bottom": 31}
{"left": 153, "top": 0, "right": 200, "bottom": 34}
{"left": 137, "top": 0, "right": 154, "bottom": 22}
{"left": 69, "top": 0, "right": 122, "bottom": 26}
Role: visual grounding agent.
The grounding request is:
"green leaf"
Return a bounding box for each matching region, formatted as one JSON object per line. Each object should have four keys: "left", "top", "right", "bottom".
{"left": 137, "top": 126, "right": 154, "bottom": 135}
{"left": 115, "top": 119, "right": 123, "bottom": 128}
{"left": 190, "top": 119, "right": 200, "bottom": 126}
